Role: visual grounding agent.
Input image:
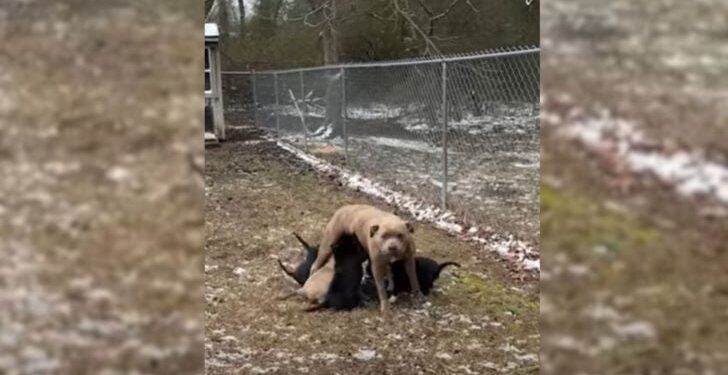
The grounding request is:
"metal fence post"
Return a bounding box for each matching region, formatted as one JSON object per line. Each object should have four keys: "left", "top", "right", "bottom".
{"left": 299, "top": 70, "right": 308, "bottom": 149}
{"left": 274, "top": 72, "right": 280, "bottom": 139}
{"left": 340, "top": 67, "right": 348, "bottom": 162}
{"left": 251, "top": 69, "right": 258, "bottom": 126}
{"left": 440, "top": 61, "right": 449, "bottom": 210}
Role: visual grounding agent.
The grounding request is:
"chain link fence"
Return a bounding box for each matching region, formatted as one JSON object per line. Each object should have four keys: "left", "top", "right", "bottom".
{"left": 223, "top": 47, "right": 539, "bottom": 241}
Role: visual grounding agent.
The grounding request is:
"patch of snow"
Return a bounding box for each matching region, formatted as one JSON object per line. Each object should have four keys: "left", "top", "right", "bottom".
{"left": 251, "top": 366, "right": 279, "bottom": 374}
{"left": 466, "top": 342, "right": 483, "bottom": 350}
{"left": 106, "top": 166, "right": 131, "bottom": 183}
{"left": 546, "top": 335, "right": 585, "bottom": 352}
{"left": 515, "top": 353, "right": 538, "bottom": 362}
{"left": 435, "top": 352, "right": 452, "bottom": 360}
{"left": 582, "top": 304, "right": 622, "bottom": 322}
{"left": 352, "top": 349, "right": 379, "bottom": 361}
{"left": 311, "top": 124, "right": 333, "bottom": 139}
{"left": 611, "top": 320, "right": 657, "bottom": 340}
{"left": 480, "top": 361, "right": 500, "bottom": 370}
{"left": 552, "top": 108, "right": 728, "bottom": 205}
{"left": 347, "top": 105, "right": 407, "bottom": 120}
{"left": 359, "top": 137, "right": 442, "bottom": 154}
{"left": 205, "top": 264, "right": 219, "bottom": 272}
{"left": 309, "top": 352, "right": 339, "bottom": 362}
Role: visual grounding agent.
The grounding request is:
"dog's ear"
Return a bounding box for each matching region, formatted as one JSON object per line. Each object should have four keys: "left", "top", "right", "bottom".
{"left": 369, "top": 225, "right": 380, "bottom": 237}
{"left": 406, "top": 221, "right": 415, "bottom": 234}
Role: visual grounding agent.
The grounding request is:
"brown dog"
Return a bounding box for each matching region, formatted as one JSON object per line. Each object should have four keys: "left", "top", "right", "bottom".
{"left": 293, "top": 256, "right": 334, "bottom": 302}
{"left": 305, "top": 204, "right": 421, "bottom": 315}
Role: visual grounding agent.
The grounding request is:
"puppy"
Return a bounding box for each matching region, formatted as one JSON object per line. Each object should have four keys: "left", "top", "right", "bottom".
{"left": 364, "top": 257, "right": 460, "bottom": 296}
{"left": 294, "top": 234, "right": 364, "bottom": 304}
{"left": 277, "top": 232, "right": 318, "bottom": 286}
{"left": 306, "top": 204, "right": 422, "bottom": 315}
{"left": 295, "top": 258, "right": 334, "bottom": 303}
{"left": 306, "top": 235, "right": 367, "bottom": 311}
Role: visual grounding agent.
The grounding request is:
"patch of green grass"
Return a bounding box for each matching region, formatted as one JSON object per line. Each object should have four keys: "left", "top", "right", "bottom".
{"left": 447, "top": 273, "right": 537, "bottom": 318}
{"left": 541, "top": 184, "right": 657, "bottom": 255}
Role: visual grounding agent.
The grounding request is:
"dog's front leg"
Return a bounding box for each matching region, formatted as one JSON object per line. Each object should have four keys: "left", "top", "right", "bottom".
{"left": 370, "top": 259, "right": 390, "bottom": 317}
{"left": 386, "top": 266, "right": 395, "bottom": 293}
{"left": 404, "top": 255, "right": 423, "bottom": 299}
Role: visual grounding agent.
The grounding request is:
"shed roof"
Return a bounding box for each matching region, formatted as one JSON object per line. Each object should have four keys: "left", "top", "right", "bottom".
{"left": 205, "top": 23, "right": 219, "bottom": 44}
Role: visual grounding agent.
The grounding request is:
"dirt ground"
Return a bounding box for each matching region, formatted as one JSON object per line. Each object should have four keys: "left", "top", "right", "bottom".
{"left": 0, "top": 1, "right": 202, "bottom": 374}
{"left": 540, "top": 0, "right": 728, "bottom": 373}
{"left": 204, "top": 128, "right": 539, "bottom": 374}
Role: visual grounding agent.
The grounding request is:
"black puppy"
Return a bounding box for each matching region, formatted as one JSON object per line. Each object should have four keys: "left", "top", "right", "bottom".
{"left": 306, "top": 234, "right": 368, "bottom": 311}
{"left": 364, "top": 257, "right": 460, "bottom": 296}
{"left": 277, "top": 232, "right": 318, "bottom": 286}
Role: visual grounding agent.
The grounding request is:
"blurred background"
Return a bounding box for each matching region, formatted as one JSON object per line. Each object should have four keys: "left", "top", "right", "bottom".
{"left": 0, "top": 0, "right": 203, "bottom": 373}
{"left": 541, "top": 0, "right": 728, "bottom": 373}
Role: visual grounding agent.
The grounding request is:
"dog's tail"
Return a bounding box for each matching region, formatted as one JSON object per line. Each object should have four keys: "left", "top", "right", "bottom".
{"left": 437, "top": 261, "right": 461, "bottom": 277}
{"left": 277, "top": 259, "right": 298, "bottom": 281}
{"left": 292, "top": 232, "right": 313, "bottom": 253}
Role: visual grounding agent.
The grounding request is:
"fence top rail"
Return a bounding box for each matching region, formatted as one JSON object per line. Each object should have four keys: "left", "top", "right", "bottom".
{"left": 221, "top": 46, "right": 539, "bottom": 76}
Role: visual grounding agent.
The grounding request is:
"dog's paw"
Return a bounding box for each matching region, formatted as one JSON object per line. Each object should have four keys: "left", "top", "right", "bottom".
{"left": 411, "top": 292, "right": 426, "bottom": 304}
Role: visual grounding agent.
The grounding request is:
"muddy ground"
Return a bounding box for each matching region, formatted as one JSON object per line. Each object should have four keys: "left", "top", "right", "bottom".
{"left": 0, "top": 1, "right": 203, "bottom": 374}
{"left": 204, "top": 128, "right": 539, "bottom": 374}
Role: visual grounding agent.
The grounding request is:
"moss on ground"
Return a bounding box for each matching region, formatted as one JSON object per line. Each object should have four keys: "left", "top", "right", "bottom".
{"left": 541, "top": 184, "right": 656, "bottom": 255}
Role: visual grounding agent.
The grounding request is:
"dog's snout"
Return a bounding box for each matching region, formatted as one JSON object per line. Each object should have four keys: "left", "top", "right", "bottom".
{"left": 387, "top": 245, "right": 399, "bottom": 253}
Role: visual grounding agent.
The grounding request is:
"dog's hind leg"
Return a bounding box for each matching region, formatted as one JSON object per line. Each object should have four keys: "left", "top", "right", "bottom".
{"left": 303, "top": 303, "right": 326, "bottom": 312}
{"left": 276, "top": 290, "right": 299, "bottom": 301}
{"left": 309, "top": 226, "right": 340, "bottom": 274}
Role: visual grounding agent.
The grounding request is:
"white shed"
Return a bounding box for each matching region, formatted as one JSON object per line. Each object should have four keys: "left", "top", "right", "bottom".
{"left": 205, "top": 23, "right": 225, "bottom": 141}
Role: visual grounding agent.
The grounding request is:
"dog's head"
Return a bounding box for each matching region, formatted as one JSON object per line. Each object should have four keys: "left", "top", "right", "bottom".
{"left": 369, "top": 218, "right": 414, "bottom": 258}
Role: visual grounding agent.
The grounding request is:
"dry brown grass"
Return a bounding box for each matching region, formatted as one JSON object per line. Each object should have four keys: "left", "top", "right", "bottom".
{"left": 0, "top": 1, "right": 203, "bottom": 373}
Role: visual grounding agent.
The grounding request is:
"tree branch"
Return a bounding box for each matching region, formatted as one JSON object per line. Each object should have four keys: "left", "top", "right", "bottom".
{"left": 392, "top": 0, "right": 442, "bottom": 55}
{"left": 465, "top": 0, "right": 479, "bottom": 13}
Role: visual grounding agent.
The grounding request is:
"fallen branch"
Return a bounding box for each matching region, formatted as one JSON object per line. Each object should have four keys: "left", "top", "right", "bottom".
{"left": 288, "top": 89, "right": 310, "bottom": 137}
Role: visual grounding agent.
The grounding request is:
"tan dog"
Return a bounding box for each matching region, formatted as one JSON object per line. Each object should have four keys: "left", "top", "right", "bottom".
{"left": 305, "top": 204, "right": 421, "bottom": 315}
{"left": 297, "top": 257, "right": 334, "bottom": 302}
{"left": 279, "top": 257, "right": 334, "bottom": 303}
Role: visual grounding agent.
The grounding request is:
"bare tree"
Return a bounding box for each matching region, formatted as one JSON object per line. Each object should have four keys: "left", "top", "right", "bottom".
{"left": 303, "top": 0, "right": 343, "bottom": 138}
{"left": 205, "top": 0, "right": 215, "bottom": 18}
{"left": 207, "top": 0, "right": 245, "bottom": 36}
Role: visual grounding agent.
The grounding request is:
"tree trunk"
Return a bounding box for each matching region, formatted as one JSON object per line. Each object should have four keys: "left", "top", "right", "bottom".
{"left": 204, "top": 0, "right": 215, "bottom": 18}
{"left": 237, "top": 0, "right": 245, "bottom": 35}
{"left": 308, "top": 0, "right": 343, "bottom": 139}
